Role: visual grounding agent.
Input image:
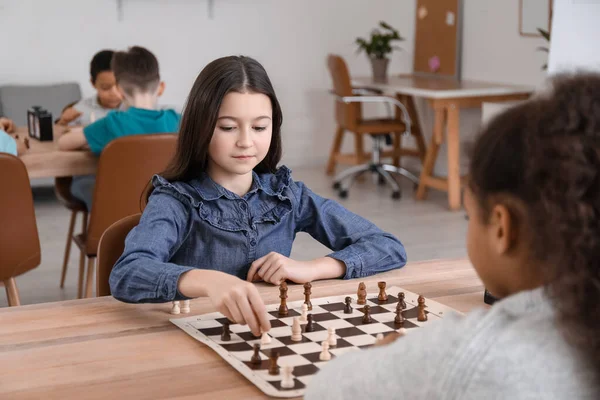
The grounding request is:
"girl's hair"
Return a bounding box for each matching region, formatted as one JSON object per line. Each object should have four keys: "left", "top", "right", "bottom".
{"left": 145, "top": 56, "right": 283, "bottom": 202}
{"left": 469, "top": 72, "right": 600, "bottom": 374}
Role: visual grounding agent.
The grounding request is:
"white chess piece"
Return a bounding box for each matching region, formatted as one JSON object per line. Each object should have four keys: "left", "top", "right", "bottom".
{"left": 181, "top": 300, "right": 190, "bottom": 313}
{"left": 327, "top": 327, "right": 337, "bottom": 346}
{"left": 397, "top": 328, "right": 407, "bottom": 336}
{"left": 261, "top": 332, "right": 272, "bottom": 345}
{"left": 319, "top": 341, "right": 331, "bottom": 361}
{"left": 170, "top": 301, "right": 180, "bottom": 314}
{"left": 291, "top": 317, "right": 302, "bottom": 342}
{"left": 299, "top": 304, "right": 308, "bottom": 323}
{"left": 376, "top": 333, "right": 384, "bottom": 342}
{"left": 280, "top": 365, "right": 295, "bottom": 389}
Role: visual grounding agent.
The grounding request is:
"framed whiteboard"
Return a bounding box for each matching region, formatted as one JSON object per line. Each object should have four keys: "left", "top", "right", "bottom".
{"left": 519, "top": 0, "right": 552, "bottom": 37}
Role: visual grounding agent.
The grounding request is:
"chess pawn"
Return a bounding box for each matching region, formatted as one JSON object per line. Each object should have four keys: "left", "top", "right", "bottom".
{"left": 418, "top": 294, "right": 427, "bottom": 308}
{"left": 357, "top": 282, "right": 367, "bottom": 305}
{"left": 397, "top": 327, "right": 407, "bottom": 337}
{"left": 250, "top": 343, "right": 262, "bottom": 366}
{"left": 377, "top": 281, "right": 388, "bottom": 302}
{"left": 395, "top": 307, "right": 405, "bottom": 327}
{"left": 376, "top": 333, "right": 384, "bottom": 342}
{"left": 299, "top": 303, "right": 308, "bottom": 323}
{"left": 344, "top": 296, "right": 353, "bottom": 314}
{"left": 221, "top": 322, "right": 232, "bottom": 342}
{"left": 261, "top": 332, "right": 272, "bottom": 345}
{"left": 362, "top": 304, "right": 373, "bottom": 324}
{"left": 291, "top": 317, "right": 303, "bottom": 342}
{"left": 181, "top": 300, "right": 190, "bottom": 314}
{"left": 319, "top": 341, "right": 331, "bottom": 361}
{"left": 170, "top": 301, "right": 181, "bottom": 315}
{"left": 417, "top": 304, "right": 428, "bottom": 322}
{"left": 304, "top": 314, "right": 315, "bottom": 332}
{"left": 280, "top": 365, "right": 295, "bottom": 389}
{"left": 327, "top": 327, "right": 337, "bottom": 347}
{"left": 398, "top": 292, "right": 407, "bottom": 309}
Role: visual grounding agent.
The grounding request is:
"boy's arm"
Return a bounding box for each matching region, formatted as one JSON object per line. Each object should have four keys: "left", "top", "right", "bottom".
{"left": 57, "top": 127, "right": 88, "bottom": 150}
{"left": 57, "top": 106, "right": 82, "bottom": 126}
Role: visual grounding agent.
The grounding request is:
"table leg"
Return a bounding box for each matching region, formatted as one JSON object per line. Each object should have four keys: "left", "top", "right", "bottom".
{"left": 416, "top": 106, "right": 445, "bottom": 200}
{"left": 446, "top": 104, "right": 462, "bottom": 210}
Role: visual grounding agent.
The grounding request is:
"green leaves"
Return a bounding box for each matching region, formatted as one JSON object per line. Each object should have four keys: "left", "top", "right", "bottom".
{"left": 356, "top": 21, "right": 404, "bottom": 59}
{"left": 535, "top": 28, "right": 551, "bottom": 70}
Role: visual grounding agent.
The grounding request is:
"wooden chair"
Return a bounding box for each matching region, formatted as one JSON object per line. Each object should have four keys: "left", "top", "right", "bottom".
{"left": 56, "top": 177, "right": 88, "bottom": 290}
{"left": 72, "top": 134, "right": 177, "bottom": 298}
{"left": 326, "top": 54, "right": 426, "bottom": 199}
{"left": 0, "top": 154, "right": 41, "bottom": 306}
{"left": 97, "top": 213, "right": 141, "bottom": 297}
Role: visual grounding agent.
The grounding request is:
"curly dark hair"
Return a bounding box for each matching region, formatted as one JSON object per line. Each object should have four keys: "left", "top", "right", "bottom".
{"left": 469, "top": 72, "right": 600, "bottom": 375}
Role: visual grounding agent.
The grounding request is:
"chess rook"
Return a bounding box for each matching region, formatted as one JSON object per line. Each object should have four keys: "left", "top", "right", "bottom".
{"left": 268, "top": 351, "right": 280, "bottom": 375}
{"left": 181, "top": 300, "right": 190, "bottom": 314}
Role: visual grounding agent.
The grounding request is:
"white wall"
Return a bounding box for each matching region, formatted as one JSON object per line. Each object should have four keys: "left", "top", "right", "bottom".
{"left": 0, "top": 0, "right": 548, "bottom": 170}
{"left": 548, "top": 0, "right": 600, "bottom": 74}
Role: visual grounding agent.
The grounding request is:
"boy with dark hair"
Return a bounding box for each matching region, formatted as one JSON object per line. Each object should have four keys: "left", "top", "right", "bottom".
{"left": 58, "top": 46, "right": 180, "bottom": 210}
{"left": 58, "top": 49, "right": 124, "bottom": 126}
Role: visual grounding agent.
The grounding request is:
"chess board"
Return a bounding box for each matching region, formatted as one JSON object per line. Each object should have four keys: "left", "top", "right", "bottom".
{"left": 170, "top": 286, "right": 461, "bottom": 398}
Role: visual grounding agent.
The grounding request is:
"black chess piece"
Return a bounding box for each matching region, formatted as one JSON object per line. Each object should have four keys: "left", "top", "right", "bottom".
{"left": 344, "top": 296, "right": 353, "bottom": 314}
{"left": 394, "top": 305, "right": 405, "bottom": 326}
{"left": 304, "top": 314, "right": 315, "bottom": 332}
{"left": 268, "top": 351, "right": 280, "bottom": 375}
{"left": 484, "top": 289, "right": 498, "bottom": 305}
{"left": 398, "top": 292, "right": 407, "bottom": 310}
{"left": 250, "top": 343, "right": 262, "bottom": 366}
{"left": 221, "top": 321, "right": 231, "bottom": 341}
{"left": 362, "top": 304, "right": 373, "bottom": 324}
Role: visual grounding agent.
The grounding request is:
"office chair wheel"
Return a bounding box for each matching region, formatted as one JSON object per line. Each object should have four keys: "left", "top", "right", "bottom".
{"left": 332, "top": 182, "right": 341, "bottom": 190}
{"left": 391, "top": 191, "right": 401, "bottom": 200}
{"left": 377, "top": 175, "right": 386, "bottom": 185}
{"left": 339, "top": 189, "right": 348, "bottom": 199}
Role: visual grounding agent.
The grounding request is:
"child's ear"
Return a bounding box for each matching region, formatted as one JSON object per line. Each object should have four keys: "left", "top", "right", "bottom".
{"left": 116, "top": 84, "right": 127, "bottom": 99}
{"left": 490, "top": 204, "right": 515, "bottom": 255}
{"left": 157, "top": 81, "right": 166, "bottom": 97}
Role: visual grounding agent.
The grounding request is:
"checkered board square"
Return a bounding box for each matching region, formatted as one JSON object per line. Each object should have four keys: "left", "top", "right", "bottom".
{"left": 171, "top": 286, "right": 462, "bottom": 398}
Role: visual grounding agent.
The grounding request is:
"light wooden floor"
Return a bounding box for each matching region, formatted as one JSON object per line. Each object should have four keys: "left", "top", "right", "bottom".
{"left": 0, "top": 166, "right": 468, "bottom": 307}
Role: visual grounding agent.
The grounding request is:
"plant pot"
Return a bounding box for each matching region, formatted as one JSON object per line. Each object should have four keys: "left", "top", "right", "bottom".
{"left": 370, "top": 58, "right": 390, "bottom": 83}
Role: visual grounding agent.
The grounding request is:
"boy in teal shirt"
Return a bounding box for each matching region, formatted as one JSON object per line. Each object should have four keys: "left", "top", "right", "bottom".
{"left": 58, "top": 46, "right": 180, "bottom": 210}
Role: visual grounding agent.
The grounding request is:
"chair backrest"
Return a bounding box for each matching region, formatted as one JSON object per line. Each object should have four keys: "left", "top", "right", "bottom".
{"left": 0, "top": 83, "right": 82, "bottom": 125}
{"left": 327, "top": 54, "right": 362, "bottom": 129}
{"left": 0, "top": 154, "right": 41, "bottom": 281}
{"left": 86, "top": 133, "right": 177, "bottom": 255}
{"left": 97, "top": 213, "right": 141, "bottom": 297}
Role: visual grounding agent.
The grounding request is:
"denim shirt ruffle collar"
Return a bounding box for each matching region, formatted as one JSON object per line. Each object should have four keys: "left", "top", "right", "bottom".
{"left": 150, "top": 166, "right": 293, "bottom": 209}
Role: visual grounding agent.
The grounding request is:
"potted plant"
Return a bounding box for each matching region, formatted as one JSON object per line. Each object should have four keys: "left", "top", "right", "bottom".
{"left": 356, "top": 21, "right": 404, "bottom": 83}
{"left": 536, "top": 27, "right": 551, "bottom": 70}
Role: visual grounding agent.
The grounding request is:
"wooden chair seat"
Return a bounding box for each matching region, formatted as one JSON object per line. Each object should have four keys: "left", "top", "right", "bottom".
{"left": 356, "top": 118, "right": 405, "bottom": 134}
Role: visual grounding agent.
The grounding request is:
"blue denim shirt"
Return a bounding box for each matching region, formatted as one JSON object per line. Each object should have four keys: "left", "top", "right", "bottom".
{"left": 109, "top": 166, "right": 407, "bottom": 303}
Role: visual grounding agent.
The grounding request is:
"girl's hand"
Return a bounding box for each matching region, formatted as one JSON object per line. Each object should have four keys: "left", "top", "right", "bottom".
{"left": 0, "top": 117, "right": 15, "bottom": 133}
{"left": 246, "top": 252, "right": 316, "bottom": 285}
{"left": 204, "top": 273, "right": 271, "bottom": 336}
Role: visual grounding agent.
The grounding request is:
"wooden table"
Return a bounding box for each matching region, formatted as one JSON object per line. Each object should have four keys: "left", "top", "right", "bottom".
{"left": 15, "top": 125, "right": 97, "bottom": 179}
{"left": 352, "top": 75, "right": 534, "bottom": 210}
{"left": 0, "top": 258, "right": 484, "bottom": 399}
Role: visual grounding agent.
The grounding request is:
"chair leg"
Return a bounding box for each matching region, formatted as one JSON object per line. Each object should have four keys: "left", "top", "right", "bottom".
{"left": 60, "top": 211, "right": 78, "bottom": 288}
{"left": 379, "top": 164, "right": 420, "bottom": 185}
{"left": 84, "top": 256, "right": 96, "bottom": 298}
{"left": 77, "top": 250, "right": 86, "bottom": 299}
{"left": 375, "top": 166, "right": 401, "bottom": 193}
{"left": 4, "top": 278, "right": 21, "bottom": 307}
{"left": 392, "top": 132, "right": 402, "bottom": 167}
{"left": 326, "top": 126, "right": 345, "bottom": 176}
